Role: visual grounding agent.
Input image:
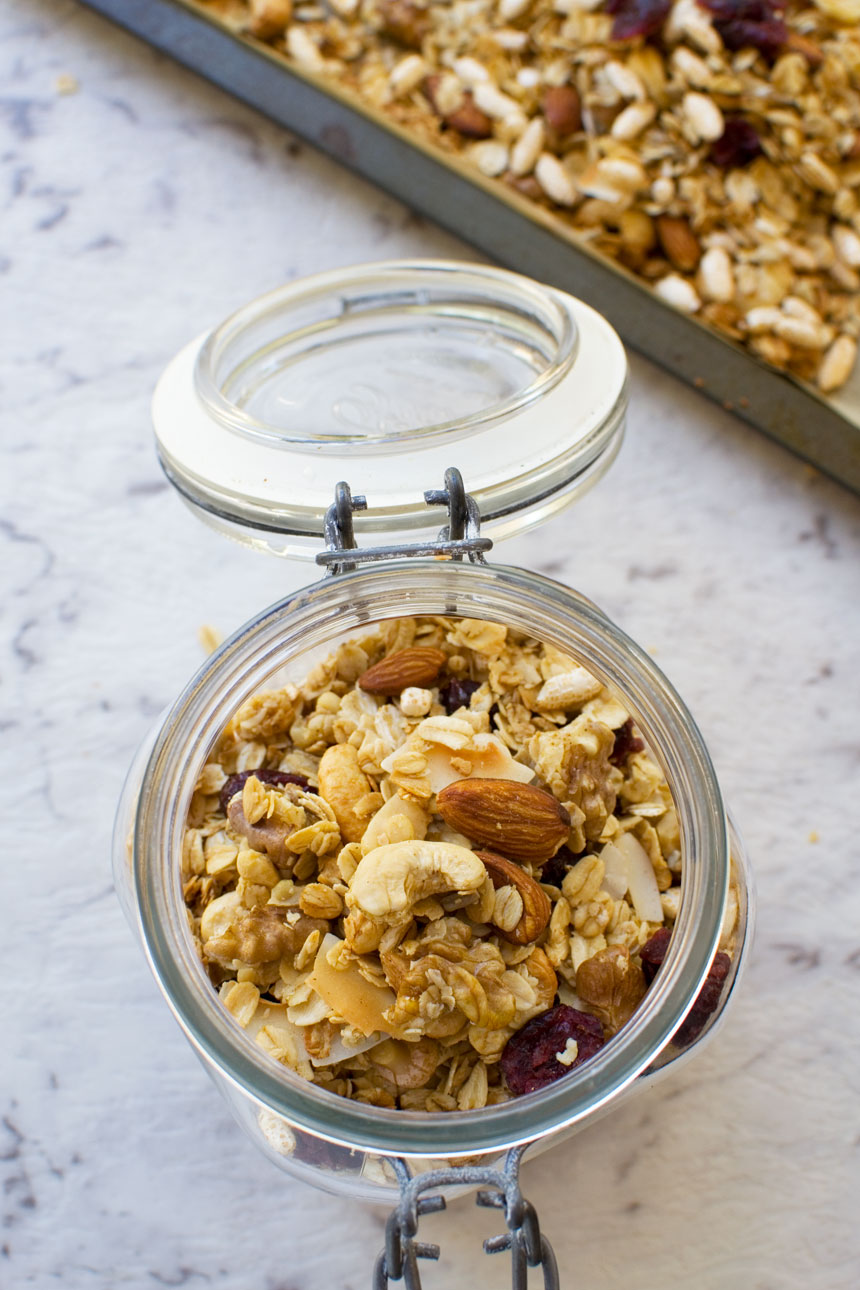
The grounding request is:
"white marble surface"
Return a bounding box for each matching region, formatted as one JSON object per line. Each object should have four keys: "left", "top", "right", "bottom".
{"left": 4, "top": 2, "right": 860, "bottom": 1286}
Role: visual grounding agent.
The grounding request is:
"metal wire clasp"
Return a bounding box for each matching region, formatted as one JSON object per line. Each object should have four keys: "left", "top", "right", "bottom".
{"left": 316, "top": 467, "right": 492, "bottom": 575}
{"left": 373, "top": 1146, "right": 559, "bottom": 1290}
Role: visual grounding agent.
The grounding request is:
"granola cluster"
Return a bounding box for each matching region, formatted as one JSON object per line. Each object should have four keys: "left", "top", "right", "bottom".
{"left": 183, "top": 616, "right": 736, "bottom": 1109}
{"left": 201, "top": 0, "right": 860, "bottom": 393}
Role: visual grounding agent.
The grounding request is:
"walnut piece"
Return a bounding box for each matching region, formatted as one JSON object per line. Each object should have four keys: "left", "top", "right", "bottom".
{"left": 575, "top": 945, "right": 647, "bottom": 1035}
{"left": 530, "top": 715, "right": 622, "bottom": 848}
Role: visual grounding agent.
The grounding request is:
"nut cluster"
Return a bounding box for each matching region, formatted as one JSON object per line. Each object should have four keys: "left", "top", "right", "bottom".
{"left": 206, "top": 0, "right": 860, "bottom": 393}
{"left": 184, "top": 616, "right": 737, "bottom": 1111}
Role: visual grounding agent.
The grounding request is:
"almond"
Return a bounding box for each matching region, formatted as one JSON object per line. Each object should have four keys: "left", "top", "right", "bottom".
{"left": 542, "top": 85, "right": 581, "bottom": 136}
{"left": 476, "top": 850, "right": 552, "bottom": 944}
{"left": 656, "top": 216, "right": 701, "bottom": 273}
{"left": 436, "top": 778, "right": 570, "bottom": 862}
{"left": 359, "top": 647, "right": 447, "bottom": 695}
{"left": 423, "top": 75, "right": 494, "bottom": 139}
{"left": 445, "top": 96, "right": 494, "bottom": 139}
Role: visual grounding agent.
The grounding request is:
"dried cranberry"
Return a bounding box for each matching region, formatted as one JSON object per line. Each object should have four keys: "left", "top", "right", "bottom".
{"left": 500, "top": 1005, "right": 605, "bottom": 1095}
{"left": 673, "top": 952, "right": 731, "bottom": 1046}
{"left": 639, "top": 927, "right": 671, "bottom": 983}
{"left": 604, "top": 0, "right": 672, "bottom": 41}
{"left": 709, "top": 117, "right": 763, "bottom": 168}
{"left": 295, "top": 1135, "right": 363, "bottom": 1170}
{"left": 700, "top": 0, "right": 787, "bottom": 59}
{"left": 639, "top": 929, "right": 732, "bottom": 1046}
{"left": 219, "top": 768, "right": 313, "bottom": 814}
{"left": 610, "top": 718, "right": 645, "bottom": 767}
{"left": 439, "top": 677, "right": 481, "bottom": 714}
{"left": 540, "top": 846, "right": 577, "bottom": 887}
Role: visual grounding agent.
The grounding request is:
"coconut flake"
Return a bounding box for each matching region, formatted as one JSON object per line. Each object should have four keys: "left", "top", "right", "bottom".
{"left": 600, "top": 839, "right": 630, "bottom": 900}
{"left": 424, "top": 732, "right": 535, "bottom": 793}
{"left": 615, "top": 832, "right": 663, "bottom": 923}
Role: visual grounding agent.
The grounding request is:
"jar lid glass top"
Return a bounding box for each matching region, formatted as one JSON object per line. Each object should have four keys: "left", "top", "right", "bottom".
{"left": 153, "top": 261, "right": 628, "bottom": 558}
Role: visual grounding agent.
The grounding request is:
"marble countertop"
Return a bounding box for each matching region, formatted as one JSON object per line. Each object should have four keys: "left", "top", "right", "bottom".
{"left": 4, "top": 2, "right": 860, "bottom": 1286}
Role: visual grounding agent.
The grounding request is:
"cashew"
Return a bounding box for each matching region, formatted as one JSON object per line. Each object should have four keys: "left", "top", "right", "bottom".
{"left": 348, "top": 841, "right": 486, "bottom": 919}
{"left": 361, "top": 793, "right": 430, "bottom": 855}
{"left": 318, "top": 743, "right": 374, "bottom": 843}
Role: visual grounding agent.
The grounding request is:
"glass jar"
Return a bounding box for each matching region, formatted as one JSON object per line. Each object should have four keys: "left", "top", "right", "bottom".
{"left": 115, "top": 260, "right": 753, "bottom": 1276}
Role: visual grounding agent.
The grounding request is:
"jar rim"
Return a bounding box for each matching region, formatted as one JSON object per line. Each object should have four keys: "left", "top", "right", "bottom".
{"left": 194, "top": 261, "right": 578, "bottom": 450}
{"left": 132, "top": 562, "right": 730, "bottom": 1157}
{"left": 151, "top": 260, "right": 628, "bottom": 559}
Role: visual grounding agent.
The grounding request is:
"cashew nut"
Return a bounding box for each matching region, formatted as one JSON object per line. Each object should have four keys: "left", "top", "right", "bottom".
{"left": 318, "top": 742, "right": 374, "bottom": 843}
{"left": 348, "top": 840, "right": 485, "bottom": 919}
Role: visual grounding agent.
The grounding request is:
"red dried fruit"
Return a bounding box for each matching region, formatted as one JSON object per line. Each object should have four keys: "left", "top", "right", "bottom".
{"left": 539, "top": 845, "right": 577, "bottom": 887}
{"left": 700, "top": 0, "right": 787, "bottom": 60}
{"left": 609, "top": 718, "right": 645, "bottom": 767}
{"left": 708, "top": 117, "right": 763, "bottom": 168}
{"left": 604, "top": 0, "right": 672, "bottom": 42}
{"left": 674, "top": 952, "right": 731, "bottom": 1045}
{"left": 500, "top": 1005, "right": 605, "bottom": 1095}
{"left": 638, "top": 929, "right": 732, "bottom": 1047}
{"left": 639, "top": 926, "right": 671, "bottom": 983}
{"left": 439, "top": 677, "right": 482, "bottom": 714}
{"left": 219, "top": 769, "right": 312, "bottom": 814}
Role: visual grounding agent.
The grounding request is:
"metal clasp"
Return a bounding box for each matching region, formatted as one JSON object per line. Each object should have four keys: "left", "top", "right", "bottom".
{"left": 373, "top": 1146, "right": 559, "bottom": 1290}
{"left": 316, "top": 467, "right": 492, "bottom": 576}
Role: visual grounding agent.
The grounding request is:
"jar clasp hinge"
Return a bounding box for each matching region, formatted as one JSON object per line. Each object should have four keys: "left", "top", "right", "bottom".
{"left": 316, "top": 467, "right": 493, "bottom": 576}
{"left": 373, "top": 1145, "right": 559, "bottom": 1290}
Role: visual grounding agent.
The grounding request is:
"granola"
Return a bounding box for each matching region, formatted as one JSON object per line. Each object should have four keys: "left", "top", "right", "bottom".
{"left": 183, "top": 616, "right": 737, "bottom": 1108}
{"left": 200, "top": 0, "right": 860, "bottom": 393}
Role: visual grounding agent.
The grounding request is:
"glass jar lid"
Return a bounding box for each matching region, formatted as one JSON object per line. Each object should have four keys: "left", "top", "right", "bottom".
{"left": 152, "top": 261, "right": 628, "bottom": 558}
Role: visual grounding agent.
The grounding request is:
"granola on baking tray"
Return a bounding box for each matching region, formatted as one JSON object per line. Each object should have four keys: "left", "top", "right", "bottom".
{"left": 201, "top": 0, "right": 860, "bottom": 393}
{"left": 183, "top": 616, "right": 737, "bottom": 1108}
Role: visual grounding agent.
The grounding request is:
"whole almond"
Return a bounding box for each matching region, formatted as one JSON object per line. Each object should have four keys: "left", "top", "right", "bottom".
{"left": 359, "top": 646, "right": 447, "bottom": 695}
{"left": 436, "top": 778, "right": 570, "bottom": 862}
{"left": 542, "top": 86, "right": 581, "bottom": 136}
{"left": 476, "top": 850, "right": 552, "bottom": 944}
{"left": 446, "top": 96, "right": 494, "bottom": 139}
{"left": 425, "top": 76, "right": 493, "bottom": 138}
{"left": 656, "top": 216, "right": 701, "bottom": 273}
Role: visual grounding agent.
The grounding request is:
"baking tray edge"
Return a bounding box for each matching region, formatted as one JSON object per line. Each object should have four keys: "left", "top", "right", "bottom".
{"left": 79, "top": 0, "right": 860, "bottom": 495}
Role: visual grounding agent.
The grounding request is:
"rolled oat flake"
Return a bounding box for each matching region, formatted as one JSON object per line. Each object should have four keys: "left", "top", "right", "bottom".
{"left": 120, "top": 260, "right": 751, "bottom": 1288}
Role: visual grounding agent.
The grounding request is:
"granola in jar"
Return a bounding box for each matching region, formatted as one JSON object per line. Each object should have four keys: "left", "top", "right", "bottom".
{"left": 200, "top": 0, "right": 860, "bottom": 393}
{"left": 182, "top": 616, "right": 737, "bottom": 1108}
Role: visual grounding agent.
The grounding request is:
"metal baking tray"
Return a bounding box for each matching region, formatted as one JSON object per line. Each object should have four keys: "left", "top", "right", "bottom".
{"left": 82, "top": 0, "right": 860, "bottom": 494}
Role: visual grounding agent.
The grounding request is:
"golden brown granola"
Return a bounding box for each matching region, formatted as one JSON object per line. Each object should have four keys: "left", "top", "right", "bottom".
{"left": 199, "top": 0, "right": 859, "bottom": 392}
{"left": 183, "top": 616, "right": 736, "bottom": 1106}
